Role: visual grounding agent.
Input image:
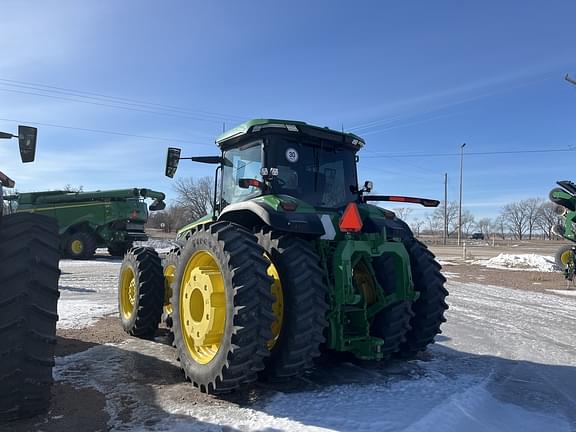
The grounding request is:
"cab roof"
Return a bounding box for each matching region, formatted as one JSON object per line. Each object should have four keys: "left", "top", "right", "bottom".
{"left": 216, "top": 119, "right": 365, "bottom": 149}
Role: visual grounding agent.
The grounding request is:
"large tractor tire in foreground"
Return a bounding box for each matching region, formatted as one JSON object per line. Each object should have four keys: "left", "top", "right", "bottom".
{"left": 118, "top": 247, "right": 164, "bottom": 339}
{"left": 172, "top": 222, "right": 274, "bottom": 393}
{"left": 0, "top": 213, "right": 60, "bottom": 421}
{"left": 256, "top": 228, "right": 328, "bottom": 381}
{"left": 108, "top": 241, "right": 133, "bottom": 257}
{"left": 396, "top": 239, "right": 448, "bottom": 358}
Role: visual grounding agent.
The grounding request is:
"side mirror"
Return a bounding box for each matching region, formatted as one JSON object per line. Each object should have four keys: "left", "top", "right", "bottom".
{"left": 165, "top": 147, "right": 181, "bottom": 178}
{"left": 149, "top": 199, "right": 166, "bottom": 211}
{"left": 18, "top": 125, "right": 37, "bottom": 163}
{"left": 238, "top": 178, "right": 264, "bottom": 190}
{"left": 363, "top": 180, "right": 373, "bottom": 193}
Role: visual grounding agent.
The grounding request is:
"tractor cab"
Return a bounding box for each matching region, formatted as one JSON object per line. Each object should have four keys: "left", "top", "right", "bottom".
{"left": 166, "top": 119, "right": 365, "bottom": 212}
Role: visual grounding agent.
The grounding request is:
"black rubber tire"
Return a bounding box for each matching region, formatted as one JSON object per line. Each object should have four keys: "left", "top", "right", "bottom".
{"left": 395, "top": 239, "right": 448, "bottom": 358}
{"left": 118, "top": 247, "right": 164, "bottom": 339}
{"left": 162, "top": 247, "right": 181, "bottom": 328}
{"left": 255, "top": 228, "right": 328, "bottom": 381}
{"left": 65, "top": 231, "right": 97, "bottom": 260}
{"left": 172, "top": 222, "right": 274, "bottom": 393}
{"left": 0, "top": 213, "right": 60, "bottom": 421}
{"left": 555, "top": 244, "right": 575, "bottom": 270}
{"left": 549, "top": 187, "right": 576, "bottom": 211}
{"left": 108, "top": 242, "right": 132, "bottom": 257}
{"left": 370, "top": 254, "right": 414, "bottom": 360}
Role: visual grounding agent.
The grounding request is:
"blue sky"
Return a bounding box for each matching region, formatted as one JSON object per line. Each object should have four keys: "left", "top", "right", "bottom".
{"left": 1, "top": 1, "right": 575, "bottom": 222}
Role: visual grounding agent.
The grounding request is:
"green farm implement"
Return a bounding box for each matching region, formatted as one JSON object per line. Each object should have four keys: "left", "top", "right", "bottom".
{"left": 118, "top": 119, "right": 448, "bottom": 392}
{"left": 550, "top": 180, "right": 576, "bottom": 281}
{"left": 5, "top": 188, "right": 166, "bottom": 259}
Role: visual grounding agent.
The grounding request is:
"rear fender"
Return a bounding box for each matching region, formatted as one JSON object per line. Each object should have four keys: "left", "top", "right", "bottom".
{"left": 218, "top": 201, "right": 325, "bottom": 236}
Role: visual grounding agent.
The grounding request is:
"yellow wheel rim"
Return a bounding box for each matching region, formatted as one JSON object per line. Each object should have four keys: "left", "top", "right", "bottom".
{"left": 164, "top": 263, "right": 176, "bottom": 316}
{"left": 354, "top": 260, "right": 377, "bottom": 306}
{"left": 561, "top": 250, "right": 574, "bottom": 267}
{"left": 180, "top": 251, "right": 226, "bottom": 365}
{"left": 71, "top": 239, "right": 84, "bottom": 255}
{"left": 266, "top": 256, "right": 284, "bottom": 350}
{"left": 120, "top": 266, "right": 136, "bottom": 319}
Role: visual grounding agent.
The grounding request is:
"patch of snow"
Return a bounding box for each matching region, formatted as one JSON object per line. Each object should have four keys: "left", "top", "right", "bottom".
{"left": 134, "top": 238, "right": 178, "bottom": 254}
{"left": 474, "top": 254, "right": 559, "bottom": 272}
{"left": 437, "top": 260, "right": 458, "bottom": 266}
{"left": 548, "top": 289, "right": 576, "bottom": 297}
{"left": 58, "top": 259, "right": 121, "bottom": 329}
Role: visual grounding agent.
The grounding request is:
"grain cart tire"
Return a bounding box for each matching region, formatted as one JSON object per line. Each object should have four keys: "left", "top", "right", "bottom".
{"left": 118, "top": 247, "right": 164, "bottom": 339}
{"left": 555, "top": 244, "right": 575, "bottom": 270}
{"left": 0, "top": 213, "right": 60, "bottom": 421}
{"left": 370, "top": 254, "right": 414, "bottom": 360}
{"left": 162, "top": 247, "right": 181, "bottom": 328}
{"left": 108, "top": 242, "right": 132, "bottom": 257}
{"left": 65, "top": 231, "right": 97, "bottom": 260}
{"left": 172, "top": 222, "right": 274, "bottom": 393}
{"left": 256, "top": 228, "right": 328, "bottom": 381}
{"left": 395, "top": 239, "right": 448, "bottom": 358}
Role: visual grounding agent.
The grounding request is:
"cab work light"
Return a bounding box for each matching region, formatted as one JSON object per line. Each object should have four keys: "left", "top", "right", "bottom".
{"left": 339, "top": 202, "right": 363, "bottom": 233}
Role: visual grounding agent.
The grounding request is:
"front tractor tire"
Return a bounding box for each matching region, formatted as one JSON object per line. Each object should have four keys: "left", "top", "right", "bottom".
{"left": 0, "top": 213, "right": 60, "bottom": 421}
{"left": 256, "top": 228, "right": 328, "bottom": 381}
{"left": 65, "top": 231, "right": 97, "bottom": 260}
{"left": 555, "top": 244, "right": 575, "bottom": 271}
{"left": 396, "top": 239, "right": 449, "bottom": 358}
{"left": 172, "top": 222, "right": 274, "bottom": 393}
{"left": 118, "top": 247, "right": 164, "bottom": 339}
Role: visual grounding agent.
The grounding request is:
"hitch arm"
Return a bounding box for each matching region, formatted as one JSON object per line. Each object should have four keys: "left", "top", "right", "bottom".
{"left": 363, "top": 195, "right": 440, "bottom": 207}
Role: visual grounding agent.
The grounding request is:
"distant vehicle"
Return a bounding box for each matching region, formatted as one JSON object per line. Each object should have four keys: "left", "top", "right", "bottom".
{"left": 4, "top": 188, "right": 166, "bottom": 259}
{"left": 470, "top": 233, "right": 484, "bottom": 240}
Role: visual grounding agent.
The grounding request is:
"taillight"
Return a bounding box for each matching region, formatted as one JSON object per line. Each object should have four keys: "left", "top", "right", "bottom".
{"left": 339, "top": 202, "right": 363, "bottom": 233}
{"left": 280, "top": 201, "right": 298, "bottom": 211}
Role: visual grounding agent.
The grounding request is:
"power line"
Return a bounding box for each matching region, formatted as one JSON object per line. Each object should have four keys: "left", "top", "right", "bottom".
{"left": 362, "top": 148, "right": 574, "bottom": 159}
{"left": 0, "top": 117, "right": 213, "bottom": 147}
{"left": 0, "top": 77, "right": 245, "bottom": 122}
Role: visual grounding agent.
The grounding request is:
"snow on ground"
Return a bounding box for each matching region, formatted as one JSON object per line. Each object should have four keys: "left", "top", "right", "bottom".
{"left": 548, "top": 289, "right": 576, "bottom": 297}
{"left": 133, "top": 238, "right": 178, "bottom": 254}
{"left": 54, "top": 257, "right": 576, "bottom": 431}
{"left": 58, "top": 258, "right": 121, "bottom": 329}
{"left": 474, "top": 253, "right": 559, "bottom": 272}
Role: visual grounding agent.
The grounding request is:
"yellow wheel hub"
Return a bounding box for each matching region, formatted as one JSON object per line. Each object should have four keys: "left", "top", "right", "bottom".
{"left": 164, "top": 263, "right": 176, "bottom": 315}
{"left": 561, "top": 250, "right": 574, "bottom": 267}
{"left": 120, "top": 266, "right": 136, "bottom": 319}
{"left": 267, "top": 257, "right": 284, "bottom": 350}
{"left": 71, "top": 239, "right": 84, "bottom": 255}
{"left": 180, "top": 251, "right": 226, "bottom": 365}
{"left": 354, "top": 260, "right": 377, "bottom": 306}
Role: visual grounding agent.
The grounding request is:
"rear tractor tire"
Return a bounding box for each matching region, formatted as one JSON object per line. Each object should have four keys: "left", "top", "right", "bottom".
{"left": 368, "top": 255, "right": 414, "bottom": 360}
{"left": 0, "top": 213, "right": 60, "bottom": 421}
{"left": 172, "top": 222, "right": 274, "bottom": 393}
{"left": 118, "top": 247, "right": 164, "bottom": 339}
{"left": 256, "top": 228, "right": 328, "bottom": 381}
{"left": 65, "top": 231, "right": 97, "bottom": 260}
{"left": 395, "top": 239, "right": 448, "bottom": 358}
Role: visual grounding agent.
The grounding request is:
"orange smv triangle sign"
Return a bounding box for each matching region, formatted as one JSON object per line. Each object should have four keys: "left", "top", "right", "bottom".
{"left": 339, "top": 202, "right": 363, "bottom": 233}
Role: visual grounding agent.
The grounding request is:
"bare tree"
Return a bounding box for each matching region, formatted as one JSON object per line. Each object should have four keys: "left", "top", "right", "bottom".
{"left": 411, "top": 218, "right": 424, "bottom": 237}
{"left": 461, "top": 209, "right": 475, "bottom": 237}
{"left": 500, "top": 202, "right": 529, "bottom": 240}
{"left": 494, "top": 215, "right": 507, "bottom": 239}
{"left": 394, "top": 207, "right": 413, "bottom": 221}
{"left": 432, "top": 201, "right": 459, "bottom": 237}
{"left": 147, "top": 205, "right": 188, "bottom": 232}
{"left": 63, "top": 184, "right": 84, "bottom": 192}
{"left": 524, "top": 197, "right": 544, "bottom": 240}
{"left": 476, "top": 218, "right": 492, "bottom": 237}
{"left": 173, "top": 176, "right": 215, "bottom": 221}
{"left": 536, "top": 202, "right": 562, "bottom": 240}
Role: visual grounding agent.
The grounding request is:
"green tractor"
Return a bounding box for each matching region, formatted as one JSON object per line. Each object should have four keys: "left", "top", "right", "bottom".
{"left": 118, "top": 119, "right": 448, "bottom": 393}
{"left": 0, "top": 126, "right": 60, "bottom": 420}
{"left": 549, "top": 180, "right": 576, "bottom": 280}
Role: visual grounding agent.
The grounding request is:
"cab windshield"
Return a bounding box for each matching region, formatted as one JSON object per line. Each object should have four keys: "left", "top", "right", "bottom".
{"left": 266, "top": 138, "right": 358, "bottom": 208}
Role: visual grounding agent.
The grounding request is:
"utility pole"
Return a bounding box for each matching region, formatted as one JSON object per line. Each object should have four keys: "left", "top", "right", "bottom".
{"left": 457, "top": 143, "right": 466, "bottom": 246}
{"left": 443, "top": 173, "right": 448, "bottom": 245}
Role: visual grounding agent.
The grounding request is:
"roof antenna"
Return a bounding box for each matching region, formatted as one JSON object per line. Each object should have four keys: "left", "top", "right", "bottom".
{"left": 341, "top": 123, "right": 344, "bottom": 133}
{"left": 222, "top": 122, "right": 226, "bottom": 133}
